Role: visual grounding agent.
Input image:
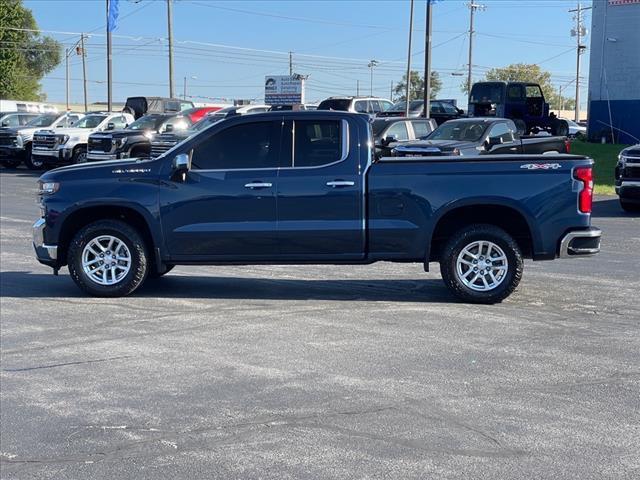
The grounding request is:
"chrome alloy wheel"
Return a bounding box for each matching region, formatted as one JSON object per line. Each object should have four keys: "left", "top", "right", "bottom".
{"left": 81, "top": 235, "right": 131, "bottom": 285}
{"left": 456, "top": 240, "right": 508, "bottom": 292}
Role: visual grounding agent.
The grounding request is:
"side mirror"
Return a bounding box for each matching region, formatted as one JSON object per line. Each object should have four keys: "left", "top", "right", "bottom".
{"left": 1, "top": 121, "right": 8, "bottom": 127}
{"left": 173, "top": 153, "right": 191, "bottom": 174}
{"left": 165, "top": 124, "right": 174, "bottom": 133}
{"left": 383, "top": 135, "right": 399, "bottom": 146}
{"left": 106, "top": 122, "right": 115, "bottom": 130}
{"left": 488, "top": 136, "right": 503, "bottom": 148}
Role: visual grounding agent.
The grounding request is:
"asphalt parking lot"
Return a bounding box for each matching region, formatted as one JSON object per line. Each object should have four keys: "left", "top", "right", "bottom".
{"left": 1, "top": 168, "right": 639, "bottom": 479}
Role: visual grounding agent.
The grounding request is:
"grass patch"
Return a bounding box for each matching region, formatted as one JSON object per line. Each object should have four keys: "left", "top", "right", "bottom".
{"left": 570, "top": 140, "right": 629, "bottom": 195}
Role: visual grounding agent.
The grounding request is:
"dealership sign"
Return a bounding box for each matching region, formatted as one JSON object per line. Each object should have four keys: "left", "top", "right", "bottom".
{"left": 264, "top": 75, "right": 305, "bottom": 105}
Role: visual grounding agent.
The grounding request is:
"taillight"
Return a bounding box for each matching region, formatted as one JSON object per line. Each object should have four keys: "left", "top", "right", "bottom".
{"left": 565, "top": 139, "right": 571, "bottom": 154}
{"left": 574, "top": 166, "right": 593, "bottom": 213}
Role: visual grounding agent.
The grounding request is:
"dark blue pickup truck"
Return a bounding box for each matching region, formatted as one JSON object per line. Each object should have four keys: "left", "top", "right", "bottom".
{"left": 33, "top": 111, "right": 601, "bottom": 303}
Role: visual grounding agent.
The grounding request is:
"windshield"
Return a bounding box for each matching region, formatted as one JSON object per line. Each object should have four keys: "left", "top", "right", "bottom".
{"left": 127, "top": 115, "right": 163, "bottom": 130}
{"left": 388, "top": 100, "right": 423, "bottom": 112}
{"left": 317, "top": 99, "right": 351, "bottom": 111}
{"left": 470, "top": 83, "right": 504, "bottom": 104}
{"left": 73, "top": 115, "right": 107, "bottom": 128}
{"left": 25, "top": 114, "right": 58, "bottom": 127}
{"left": 426, "top": 121, "right": 488, "bottom": 142}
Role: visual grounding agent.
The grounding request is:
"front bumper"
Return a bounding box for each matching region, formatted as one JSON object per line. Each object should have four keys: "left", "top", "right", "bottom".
{"left": 617, "top": 180, "right": 640, "bottom": 202}
{"left": 32, "top": 146, "right": 73, "bottom": 165}
{"left": 32, "top": 218, "right": 59, "bottom": 267}
{"left": 87, "top": 151, "right": 127, "bottom": 162}
{"left": 559, "top": 227, "right": 602, "bottom": 258}
{"left": 0, "top": 146, "right": 25, "bottom": 159}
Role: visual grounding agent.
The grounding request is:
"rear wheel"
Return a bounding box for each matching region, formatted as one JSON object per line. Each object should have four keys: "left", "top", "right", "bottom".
{"left": 440, "top": 224, "right": 523, "bottom": 304}
{"left": 68, "top": 220, "right": 149, "bottom": 296}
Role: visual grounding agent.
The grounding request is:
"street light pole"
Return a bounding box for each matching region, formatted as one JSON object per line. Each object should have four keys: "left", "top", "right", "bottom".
{"left": 466, "top": 2, "right": 485, "bottom": 105}
{"left": 569, "top": 2, "right": 591, "bottom": 123}
{"left": 80, "top": 33, "right": 88, "bottom": 112}
{"left": 423, "top": 0, "right": 433, "bottom": 118}
{"left": 65, "top": 48, "right": 70, "bottom": 111}
{"left": 167, "top": 0, "right": 175, "bottom": 98}
{"left": 405, "top": 0, "right": 414, "bottom": 116}
{"left": 106, "top": 0, "right": 113, "bottom": 112}
{"left": 368, "top": 60, "right": 378, "bottom": 97}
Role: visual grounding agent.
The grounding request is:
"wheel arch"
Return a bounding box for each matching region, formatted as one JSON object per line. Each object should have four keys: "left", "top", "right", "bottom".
{"left": 57, "top": 203, "right": 160, "bottom": 269}
{"left": 427, "top": 199, "right": 541, "bottom": 262}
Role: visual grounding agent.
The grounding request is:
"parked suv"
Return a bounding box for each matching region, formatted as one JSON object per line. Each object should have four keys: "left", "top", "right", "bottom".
{"left": 317, "top": 96, "right": 393, "bottom": 115}
{"left": 0, "top": 112, "right": 84, "bottom": 169}
{"left": 32, "top": 112, "right": 135, "bottom": 166}
{"left": 87, "top": 113, "right": 191, "bottom": 162}
{"left": 372, "top": 117, "right": 437, "bottom": 158}
{"left": 615, "top": 144, "right": 640, "bottom": 212}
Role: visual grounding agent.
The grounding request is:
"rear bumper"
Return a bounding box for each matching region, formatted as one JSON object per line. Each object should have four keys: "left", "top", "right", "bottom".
{"left": 559, "top": 227, "right": 602, "bottom": 258}
{"left": 32, "top": 218, "right": 59, "bottom": 267}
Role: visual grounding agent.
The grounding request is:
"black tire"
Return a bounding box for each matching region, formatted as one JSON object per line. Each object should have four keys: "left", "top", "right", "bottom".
{"left": 439, "top": 224, "right": 523, "bottom": 304}
{"left": 620, "top": 199, "right": 640, "bottom": 213}
{"left": 551, "top": 119, "right": 569, "bottom": 137}
{"left": 148, "top": 264, "right": 174, "bottom": 279}
{"left": 72, "top": 145, "right": 88, "bottom": 164}
{"left": 23, "top": 144, "right": 44, "bottom": 170}
{"left": 68, "top": 219, "right": 149, "bottom": 297}
{"left": 0, "top": 159, "right": 21, "bottom": 169}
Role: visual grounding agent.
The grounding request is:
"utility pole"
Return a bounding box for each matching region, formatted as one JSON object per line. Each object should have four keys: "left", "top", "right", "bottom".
{"left": 289, "top": 51, "right": 293, "bottom": 76}
{"left": 405, "top": 0, "right": 414, "bottom": 116}
{"left": 80, "top": 34, "right": 88, "bottom": 112}
{"left": 569, "top": 2, "right": 590, "bottom": 123}
{"left": 466, "top": 2, "right": 485, "bottom": 104}
{"left": 356, "top": 79, "right": 360, "bottom": 96}
{"left": 167, "top": 0, "right": 175, "bottom": 98}
{"left": 423, "top": 0, "right": 433, "bottom": 118}
{"left": 368, "top": 60, "right": 378, "bottom": 97}
{"left": 106, "top": 0, "right": 113, "bottom": 112}
{"left": 65, "top": 48, "right": 70, "bottom": 111}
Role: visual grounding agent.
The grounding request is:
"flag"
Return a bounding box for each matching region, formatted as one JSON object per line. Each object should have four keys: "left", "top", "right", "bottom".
{"left": 107, "top": 0, "right": 120, "bottom": 32}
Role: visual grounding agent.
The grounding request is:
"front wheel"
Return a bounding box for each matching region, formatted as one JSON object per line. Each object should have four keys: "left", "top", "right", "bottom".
{"left": 72, "top": 145, "right": 88, "bottom": 164}
{"left": 551, "top": 119, "right": 569, "bottom": 137}
{"left": 23, "top": 144, "right": 44, "bottom": 170}
{"left": 68, "top": 220, "right": 149, "bottom": 296}
{"left": 620, "top": 198, "right": 640, "bottom": 212}
{"left": 440, "top": 224, "right": 523, "bottom": 304}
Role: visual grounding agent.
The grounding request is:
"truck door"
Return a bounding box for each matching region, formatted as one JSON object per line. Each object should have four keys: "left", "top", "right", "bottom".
{"left": 485, "top": 121, "right": 519, "bottom": 154}
{"left": 159, "top": 119, "right": 282, "bottom": 259}
{"left": 276, "top": 118, "right": 365, "bottom": 260}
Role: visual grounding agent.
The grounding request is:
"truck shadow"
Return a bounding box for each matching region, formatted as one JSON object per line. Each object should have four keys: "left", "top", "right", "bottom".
{"left": 592, "top": 197, "right": 639, "bottom": 218}
{"left": 0, "top": 271, "right": 455, "bottom": 303}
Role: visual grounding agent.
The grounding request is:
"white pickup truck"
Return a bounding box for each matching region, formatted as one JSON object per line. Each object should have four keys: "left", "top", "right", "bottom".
{"left": 31, "top": 112, "right": 134, "bottom": 166}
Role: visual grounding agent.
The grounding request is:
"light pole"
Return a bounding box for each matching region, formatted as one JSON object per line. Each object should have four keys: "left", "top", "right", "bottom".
{"left": 405, "top": 0, "right": 414, "bottom": 116}
{"left": 466, "top": 2, "right": 486, "bottom": 104}
{"left": 367, "top": 60, "right": 378, "bottom": 97}
{"left": 183, "top": 75, "right": 197, "bottom": 100}
{"left": 167, "top": 0, "right": 175, "bottom": 98}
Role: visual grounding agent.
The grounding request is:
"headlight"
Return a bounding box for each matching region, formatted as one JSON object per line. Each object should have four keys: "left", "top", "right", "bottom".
{"left": 16, "top": 135, "right": 24, "bottom": 147}
{"left": 58, "top": 135, "right": 70, "bottom": 145}
{"left": 618, "top": 154, "right": 626, "bottom": 167}
{"left": 38, "top": 181, "right": 60, "bottom": 195}
{"left": 143, "top": 131, "right": 154, "bottom": 140}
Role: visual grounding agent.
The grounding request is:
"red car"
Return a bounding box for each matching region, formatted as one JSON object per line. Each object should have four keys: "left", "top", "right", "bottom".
{"left": 181, "top": 106, "right": 223, "bottom": 123}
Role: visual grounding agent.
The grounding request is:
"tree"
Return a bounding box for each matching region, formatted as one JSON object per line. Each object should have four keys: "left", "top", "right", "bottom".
{"left": 460, "top": 63, "right": 574, "bottom": 111}
{"left": 394, "top": 70, "right": 442, "bottom": 102}
{"left": 0, "top": 0, "right": 61, "bottom": 101}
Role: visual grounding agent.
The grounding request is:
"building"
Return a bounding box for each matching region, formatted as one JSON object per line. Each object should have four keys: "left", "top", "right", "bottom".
{"left": 587, "top": 0, "right": 640, "bottom": 144}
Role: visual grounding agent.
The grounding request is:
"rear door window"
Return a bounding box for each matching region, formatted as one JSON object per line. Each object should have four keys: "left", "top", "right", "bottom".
{"left": 487, "top": 122, "right": 513, "bottom": 143}
{"left": 385, "top": 121, "right": 409, "bottom": 141}
{"left": 410, "top": 120, "right": 431, "bottom": 138}
{"left": 289, "top": 119, "right": 342, "bottom": 167}
{"left": 369, "top": 100, "right": 382, "bottom": 113}
{"left": 109, "top": 115, "right": 128, "bottom": 129}
{"left": 354, "top": 101, "right": 368, "bottom": 113}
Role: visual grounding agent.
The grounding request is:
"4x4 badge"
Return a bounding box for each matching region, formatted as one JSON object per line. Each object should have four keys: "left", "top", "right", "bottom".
{"left": 520, "top": 163, "right": 562, "bottom": 170}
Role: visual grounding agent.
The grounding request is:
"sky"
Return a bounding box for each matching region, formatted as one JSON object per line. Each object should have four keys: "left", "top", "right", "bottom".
{"left": 24, "top": 0, "right": 592, "bottom": 109}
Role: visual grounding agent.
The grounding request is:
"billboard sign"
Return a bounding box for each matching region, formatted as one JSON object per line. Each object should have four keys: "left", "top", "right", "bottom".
{"left": 264, "top": 75, "right": 305, "bottom": 105}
